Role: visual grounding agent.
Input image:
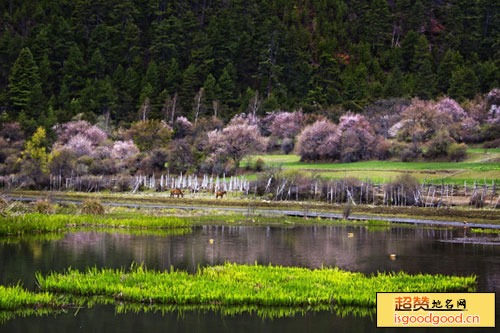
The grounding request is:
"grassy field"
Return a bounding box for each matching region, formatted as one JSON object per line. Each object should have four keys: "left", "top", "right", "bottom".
{"left": 245, "top": 153, "right": 500, "bottom": 185}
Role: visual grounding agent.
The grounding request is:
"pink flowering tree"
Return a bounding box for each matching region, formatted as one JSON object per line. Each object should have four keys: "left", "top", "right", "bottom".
{"left": 228, "top": 113, "right": 260, "bottom": 127}
{"left": 54, "top": 120, "right": 107, "bottom": 146}
{"left": 486, "top": 89, "right": 500, "bottom": 126}
{"left": 111, "top": 140, "right": 139, "bottom": 160}
{"left": 271, "top": 111, "right": 305, "bottom": 139}
{"left": 296, "top": 119, "right": 337, "bottom": 160}
{"left": 393, "top": 98, "right": 437, "bottom": 142}
{"left": 433, "top": 97, "right": 476, "bottom": 141}
{"left": 111, "top": 140, "right": 139, "bottom": 170}
{"left": 208, "top": 123, "right": 267, "bottom": 167}
{"left": 65, "top": 134, "right": 94, "bottom": 157}
{"left": 336, "top": 113, "right": 377, "bottom": 162}
{"left": 173, "top": 116, "right": 193, "bottom": 138}
{"left": 434, "top": 98, "right": 467, "bottom": 122}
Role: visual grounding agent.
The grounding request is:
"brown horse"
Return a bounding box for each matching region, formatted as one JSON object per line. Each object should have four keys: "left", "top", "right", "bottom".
{"left": 216, "top": 191, "right": 227, "bottom": 199}
{"left": 170, "top": 189, "right": 184, "bottom": 198}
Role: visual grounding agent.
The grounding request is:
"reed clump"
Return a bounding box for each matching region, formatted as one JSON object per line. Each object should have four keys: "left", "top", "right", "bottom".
{"left": 37, "top": 263, "right": 476, "bottom": 308}
{"left": 80, "top": 198, "right": 105, "bottom": 214}
{"left": 33, "top": 200, "right": 55, "bottom": 214}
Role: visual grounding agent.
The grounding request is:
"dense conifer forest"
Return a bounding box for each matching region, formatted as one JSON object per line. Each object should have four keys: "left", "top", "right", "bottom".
{"left": 1, "top": 0, "right": 499, "bottom": 132}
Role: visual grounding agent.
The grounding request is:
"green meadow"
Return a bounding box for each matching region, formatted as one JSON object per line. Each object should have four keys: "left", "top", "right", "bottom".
{"left": 245, "top": 152, "right": 500, "bottom": 185}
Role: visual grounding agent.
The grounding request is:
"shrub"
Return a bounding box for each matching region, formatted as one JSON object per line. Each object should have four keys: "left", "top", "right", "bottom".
{"left": 111, "top": 140, "right": 139, "bottom": 171}
{"left": 165, "top": 140, "right": 196, "bottom": 174}
{"left": 125, "top": 120, "right": 173, "bottom": 152}
{"left": 254, "top": 158, "right": 265, "bottom": 172}
{"left": 49, "top": 148, "right": 77, "bottom": 178}
{"left": 207, "top": 123, "right": 266, "bottom": 167}
{"left": 373, "top": 137, "right": 392, "bottom": 160}
{"left": 54, "top": 121, "right": 107, "bottom": 146}
{"left": 114, "top": 174, "right": 133, "bottom": 192}
{"left": 296, "top": 119, "right": 337, "bottom": 160}
{"left": 281, "top": 138, "right": 295, "bottom": 154}
{"left": 447, "top": 143, "right": 468, "bottom": 162}
{"left": 80, "top": 198, "right": 105, "bottom": 215}
{"left": 137, "top": 150, "right": 167, "bottom": 174}
{"left": 271, "top": 111, "right": 304, "bottom": 139}
{"left": 400, "top": 144, "right": 422, "bottom": 162}
{"left": 336, "top": 113, "right": 377, "bottom": 162}
{"left": 483, "top": 139, "right": 500, "bottom": 149}
{"left": 0, "top": 122, "right": 25, "bottom": 148}
{"left": 89, "top": 158, "right": 117, "bottom": 175}
{"left": 173, "top": 116, "right": 193, "bottom": 139}
{"left": 424, "top": 132, "right": 455, "bottom": 159}
{"left": 0, "top": 197, "right": 9, "bottom": 216}
{"left": 394, "top": 98, "right": 437, "bottom": 143}
{"left": 33, "top": 200, "right": 54, "bottom": 214}
{"left": 65, "top": 134, "right": 93, "bottom": 157}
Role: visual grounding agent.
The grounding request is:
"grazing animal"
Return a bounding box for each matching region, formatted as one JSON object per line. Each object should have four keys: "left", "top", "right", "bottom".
{"left": 216, "top": 191, "right": 227, "bottom": 199}
{"left": 170, "top": 189, "right": 184, "bottom": 198}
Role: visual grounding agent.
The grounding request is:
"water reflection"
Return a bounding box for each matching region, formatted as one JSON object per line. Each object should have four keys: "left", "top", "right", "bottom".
{"left": 0, "top": 225, "right": 499, "bottom": 331}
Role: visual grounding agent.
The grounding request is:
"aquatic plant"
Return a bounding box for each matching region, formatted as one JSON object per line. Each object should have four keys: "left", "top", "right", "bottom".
{"left": 470, "top": 228, "right": 500, "bottom": 234}
{"left": 37, "top": 263, "right": 476, "bottom": 308}
{"left": 0, "top": 285, "right": 61, "bottom": 311}
{"left": 0, "top": 213, "right": 191, "bottom": 236}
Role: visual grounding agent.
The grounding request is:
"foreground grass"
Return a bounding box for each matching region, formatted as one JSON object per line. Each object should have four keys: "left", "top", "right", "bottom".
{"left": 0, "top": 213, "right": 191, "bottom": 236}
{"left": 37, "top": 263, "right": 476, "bottom": 308}
{"left": 0, "top": 285, "right": 61, "bottom": 311}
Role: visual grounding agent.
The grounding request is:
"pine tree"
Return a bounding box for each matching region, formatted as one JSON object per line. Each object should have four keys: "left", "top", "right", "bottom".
{"left": 203, "top": 74, "right": 217, "bottom": 106}
{"left": 384, "top": 67, "right": 404, "bottom": 97}
{"left": 436, "top": 50, "right": 464, "bottom": 94}
{"left": 7, "top": 48, "right": 43, "bottom": 122}
{"left": 88, "top": 49, "right": 106, "bottom": 79}
{"left": 412, "top": 35, "right": 435, "bottom": 99}
{"left": 448, "top": 66, "right": 479, "bottom": 101}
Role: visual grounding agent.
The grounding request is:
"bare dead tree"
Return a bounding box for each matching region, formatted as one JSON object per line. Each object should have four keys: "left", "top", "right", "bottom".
{"left": 170, "top": 92, "right": 178, "bottom": 125}
{"left": 194, "top": 87, "right": 204, "bottom": 124}
{"left": 248, "top": 90, "right": 262, "bottom": 117}
{"left": 212, "top": 100, "right": 219, "bottom": 118}
{"left": 139, "top": 97, "right": 151, "bottom": 122}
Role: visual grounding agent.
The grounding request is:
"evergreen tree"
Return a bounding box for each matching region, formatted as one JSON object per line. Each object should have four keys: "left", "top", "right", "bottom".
{"left": 436, "top": 50, "right": 464, "bottom": 94}
{"left": 180, "top": 63, "right": 200, "bottom": 113}
{"left": 203, "top": 74, "right": 217, "bottom": 106}
{"left": 412, "top": 35, "right": 435, "bottom": 99}
{"left": 88, "top": 49, "right": 106, "bottom": 79}
{"left": 384, "top": 67, "right": 404, "bottom": 97}
{"left": 61, "top": 44, "right": 85, "bottom": 104}
{"left": 448, "top": 66, "right": 479, "bottom": 101}
{"left": 7, "top": 48, "right": 43, "bottom": 123}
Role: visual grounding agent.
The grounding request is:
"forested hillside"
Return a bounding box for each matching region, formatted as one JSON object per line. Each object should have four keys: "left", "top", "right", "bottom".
{"left": 0, "top": 0, "right": 499, "bottom": 133}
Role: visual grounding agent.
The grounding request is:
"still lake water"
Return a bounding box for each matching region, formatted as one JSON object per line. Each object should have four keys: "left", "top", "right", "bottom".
{"left": 0, "top": 225, "right": 499, "bottom": 332}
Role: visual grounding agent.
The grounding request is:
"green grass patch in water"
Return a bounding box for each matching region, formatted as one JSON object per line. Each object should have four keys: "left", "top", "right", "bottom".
{"left": 0, "top": 213, "right": 191, "bottom": 237}
{"left": 37, "top": 263, "right": 476, "bottom": 308}
{"left": 469, "top": 228, "right": 500, "bottom": 234}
